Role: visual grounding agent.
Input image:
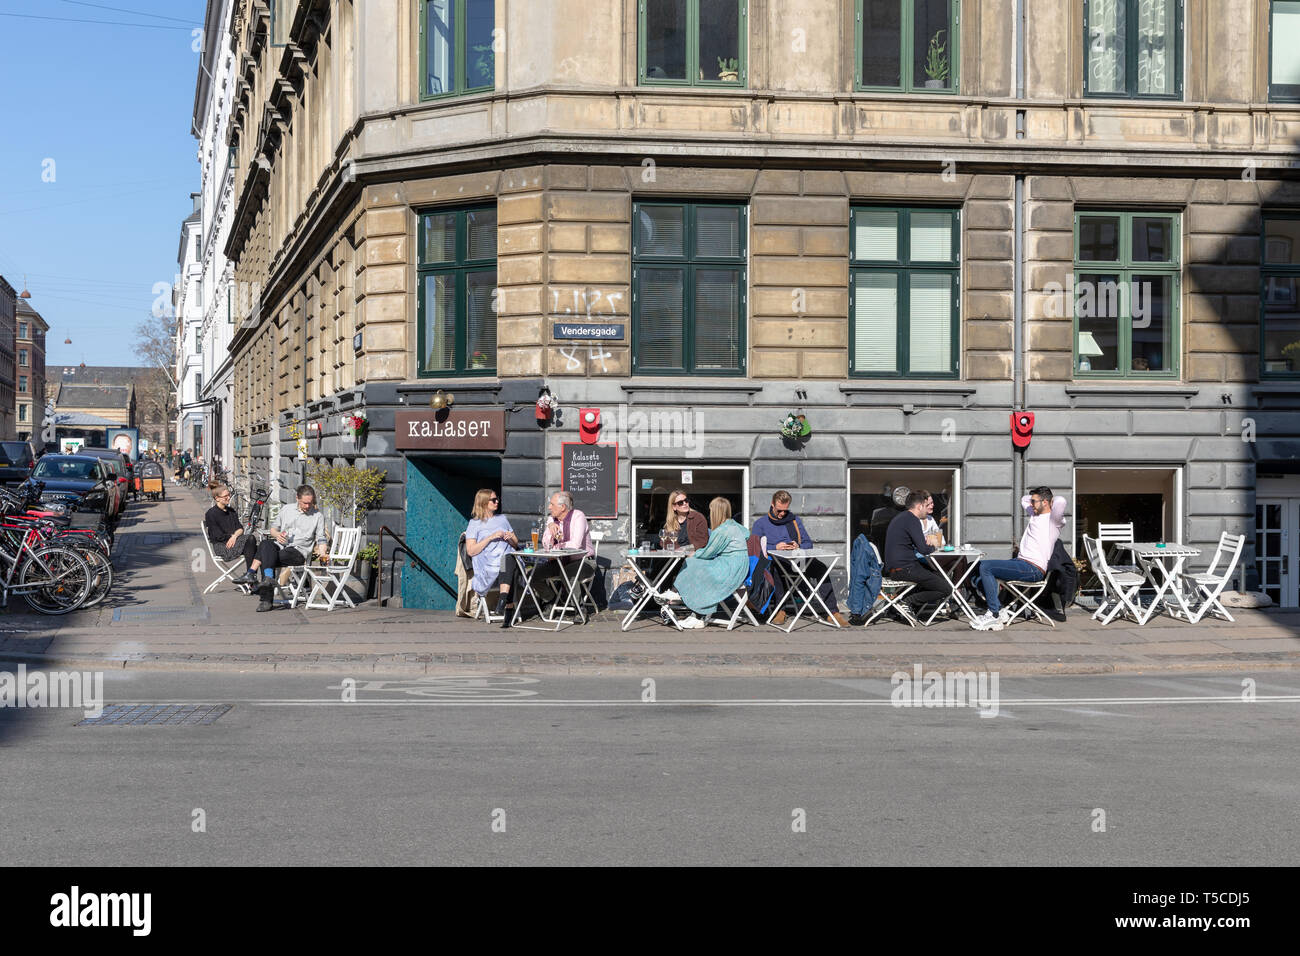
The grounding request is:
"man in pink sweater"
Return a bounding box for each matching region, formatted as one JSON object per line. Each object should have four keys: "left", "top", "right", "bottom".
{"left": 970, "top": 486, "right": 1068, "bottom": 631}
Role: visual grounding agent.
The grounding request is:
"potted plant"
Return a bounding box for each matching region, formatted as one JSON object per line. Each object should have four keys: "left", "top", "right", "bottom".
{"left": 357, "top": 542, "right": 379, "bottom": 598}
{"left": 717, "top": 57, "right": 739, "bottom": 82}
{"left": 470, "top": 350, "right": 489, "bottom": 370}
{"left": 345, "top": 413, "right": 368, "bottom": 446}
{"left": 923, "top": 29, "right": 949, "bottom": 89}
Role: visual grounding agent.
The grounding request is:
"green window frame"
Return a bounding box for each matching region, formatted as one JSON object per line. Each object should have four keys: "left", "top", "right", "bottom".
{"left": 419, "top": 0, "right": 496, "bottom": 101}
{"left": 632, "top": 201, "right": 747, "bottom": 376}
{"left": 1270, "top": 1, "right": 1300, "bottom": 103}
{"left": 1261, "top": 213, "right": 1300, "bottom": 378}
{"left": 1072, "top": 210, "right": 1181, "bottom": 380}
{"left": 855, "top": 0, "right": 960, "bottom": 94}
{"left": 849, "top": 207, "right": 961, "bottom": 379}
{"left": 638, "top": 0, "right": 747, "bottom": 88}
{"left": 416, "top": 205, "right": 498, "bottom": 378}
{"left": 1083, "top": 0, "right": 1183, "bottom": 100}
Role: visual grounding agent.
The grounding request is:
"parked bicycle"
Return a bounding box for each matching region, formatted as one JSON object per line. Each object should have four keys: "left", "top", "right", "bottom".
{"left": 0, "top": 485, "right": 94, "bottom": 614}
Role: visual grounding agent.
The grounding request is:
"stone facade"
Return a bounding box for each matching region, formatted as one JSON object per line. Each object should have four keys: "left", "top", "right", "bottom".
{"left": 211, "top": 0, "right": 1300, "bottom": 606}
{"left": 14, "top": 299, "right": 48, "bottom": 442}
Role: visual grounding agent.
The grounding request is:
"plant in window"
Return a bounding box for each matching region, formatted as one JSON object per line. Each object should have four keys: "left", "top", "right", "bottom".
{"left": 470, "top": 350, "right": 488, "bottom": 369}
{"left": 717, "top": 57, "right": 739, "bottom": 82}
{"left": 471, "top": 43, "right": 493, "bottom": 83}
{"left": 923, "top": 30, "right": 949, "bottom": 88}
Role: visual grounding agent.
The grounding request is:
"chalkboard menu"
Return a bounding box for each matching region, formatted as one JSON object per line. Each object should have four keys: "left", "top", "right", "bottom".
{"left": 561, "top": 442, "right": 618, "bottom": 518}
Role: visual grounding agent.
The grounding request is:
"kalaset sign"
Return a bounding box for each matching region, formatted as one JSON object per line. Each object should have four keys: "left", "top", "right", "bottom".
{"left": 396, "top": 410, "right": 506, "bottom": 451}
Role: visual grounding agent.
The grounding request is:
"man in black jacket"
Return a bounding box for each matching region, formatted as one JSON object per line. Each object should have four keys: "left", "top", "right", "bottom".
{"left": 883, "top": 489, "right": 949, "bottom": 612}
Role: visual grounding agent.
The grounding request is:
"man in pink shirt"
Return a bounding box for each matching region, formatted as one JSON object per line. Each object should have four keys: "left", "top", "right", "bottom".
{"left": 970, "top": 486, "right": 1068, "bottom": 631}
{"left": 541, "top": 491, "right": 593, "bottom": 556}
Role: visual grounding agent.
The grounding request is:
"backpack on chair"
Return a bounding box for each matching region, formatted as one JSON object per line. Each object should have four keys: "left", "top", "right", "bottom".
{"left": 745, "top": 534, "right": 776, "bottom": 617}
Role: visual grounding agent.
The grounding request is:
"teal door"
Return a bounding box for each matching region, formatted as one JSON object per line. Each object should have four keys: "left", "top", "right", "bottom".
{"left": 402, "top": 456, "right": 502, "bottom": 610}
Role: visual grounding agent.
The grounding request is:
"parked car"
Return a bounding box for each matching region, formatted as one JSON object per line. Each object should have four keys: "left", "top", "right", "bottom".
{"left": 0, "top": 440, "right": 40, "bottom": 486}
{"left": 27, "top": 455, "right": 116, "bottom": 521}
{"left": 74, "top": 448, "right": 132, "bottom": 517}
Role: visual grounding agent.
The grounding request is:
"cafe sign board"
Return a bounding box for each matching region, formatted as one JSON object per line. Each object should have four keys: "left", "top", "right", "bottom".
{"left": 396, "top": 410, "right": 507, "bottom": 451}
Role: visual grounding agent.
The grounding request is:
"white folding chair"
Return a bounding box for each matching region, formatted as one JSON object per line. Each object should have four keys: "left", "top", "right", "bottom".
{"left": 1001, "top": 576, "right": 1055, "bottom": 627}
{"left": 1097, "top": 522, "right": 1140, "bottom": 573}
{"left": 576, "top": 531, "right": 604, "bottom": 619}
{"left": 1178, "top": 532, "right": 1245, "bottom": 624}
{"left": 459, "top": 533, "right": 505, "bottom": 623}
{"left": 300, "top": 528, "right": 364, "bottom": 610}
{"left": 864, "top": 541, "right": 918, "bottom": 627}
{"left": 1084, "top": 535, "right": 1146, "bottom": 625}
{"left": 201, "top": 520, "right": 252, "bottom": 595}
{"left": 715, "top": 553, "right": 768, "bottom": 631}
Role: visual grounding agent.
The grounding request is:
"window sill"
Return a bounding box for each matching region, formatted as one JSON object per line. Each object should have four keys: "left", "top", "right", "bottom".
{"left": 1064, "top": 384, "right": 1199, "bottom": 397}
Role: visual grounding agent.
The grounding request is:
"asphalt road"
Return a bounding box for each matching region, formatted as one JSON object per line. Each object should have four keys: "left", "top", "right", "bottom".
{"left": 1, "top": 666, "right": 1297, "bottom": 866}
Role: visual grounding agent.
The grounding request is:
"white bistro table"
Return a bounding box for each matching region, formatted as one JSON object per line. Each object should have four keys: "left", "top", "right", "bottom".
{"left": 619, "top": 549, "right": 688, "bottom": 630}
{"left": 1114, "top": 542, "right": 1201, "bottom": 625}
{"left": 509, "top": 548, "right": 589, "bottom": 631}
{"left": 923, "top": 548, "right": 986, "bottom": 625}
{"left": 766, "top": 548, "right": 842, "bottom": 632}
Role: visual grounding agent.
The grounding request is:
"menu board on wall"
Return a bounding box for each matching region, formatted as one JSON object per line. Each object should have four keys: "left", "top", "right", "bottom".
{"left": 561, "top": 442, "right": 618, "bottom": 518}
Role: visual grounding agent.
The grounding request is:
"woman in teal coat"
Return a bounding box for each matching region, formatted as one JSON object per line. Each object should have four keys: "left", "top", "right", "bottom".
{"left": 655, "top": 497, "right": 749, "bottom": 628}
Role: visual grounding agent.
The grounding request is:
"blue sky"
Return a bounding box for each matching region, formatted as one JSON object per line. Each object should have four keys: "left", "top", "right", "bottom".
{"left": 0, "top": 0, "right": 207, "bottom": 368}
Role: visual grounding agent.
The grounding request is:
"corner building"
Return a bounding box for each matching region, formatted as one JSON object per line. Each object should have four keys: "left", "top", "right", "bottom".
{"left": 222, "top": 1, "right": 1300, "bottom": 609}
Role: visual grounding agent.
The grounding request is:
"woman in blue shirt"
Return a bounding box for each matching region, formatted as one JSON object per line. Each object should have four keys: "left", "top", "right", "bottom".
{"left": 465, "top": 489, "right": 519, "bottom": 618}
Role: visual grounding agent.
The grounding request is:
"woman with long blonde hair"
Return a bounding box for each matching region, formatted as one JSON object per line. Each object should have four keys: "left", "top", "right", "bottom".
{"left": 654, "top": 496, "right": 749, "bottom": 629}
{"left": 663, "top": 488, "right": 708, "bottom": 548}
{"left": 465, "top": 488, "right": 519, "bottom": 617}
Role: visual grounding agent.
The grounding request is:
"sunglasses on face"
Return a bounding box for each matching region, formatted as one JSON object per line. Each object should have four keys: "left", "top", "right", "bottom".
{"left": 488, "top": 497, "right": 499, "bottom": 503}
{"left": 673, "top": 499, "right": 688, "bottom": 506}
{"left": 773, "top": 508, "right": 788, "bottom": 516}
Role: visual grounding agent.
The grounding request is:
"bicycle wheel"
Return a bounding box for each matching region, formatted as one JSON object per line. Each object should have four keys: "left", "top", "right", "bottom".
{"left": 65, "top": 542, "right": 113, "bottom": 607}
{"left": 19, "top": 546, "right": 92, "bottom": 615}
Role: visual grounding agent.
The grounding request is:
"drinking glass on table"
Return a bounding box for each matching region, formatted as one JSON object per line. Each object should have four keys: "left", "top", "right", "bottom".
{"left": 531, "top": 530, "right": 540, "bottom": 550}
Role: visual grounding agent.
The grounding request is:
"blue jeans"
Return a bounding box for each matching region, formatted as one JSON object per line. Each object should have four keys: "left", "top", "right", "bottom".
{"left": 978, "top": 559, "right": 1043, "bottom": 614}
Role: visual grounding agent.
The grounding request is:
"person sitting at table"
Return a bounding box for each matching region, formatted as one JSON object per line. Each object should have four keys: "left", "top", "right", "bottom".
{"left": 502, "top": 491, "right": 593, "bottom": 628}
{"left": 969, "top": 487, "right": 1068, "bottom": 632}
{"left": 664, "top": 488, "right": 709, "bottom": 550}
{"left": 204, "top": 480, "right": 262, "bottom": 585}
{"left": 464, "top": 488, "right": 519, "bottom": 619}
{"left": 635, "top": 489, "right": 709, "bottom": 598}
{"left": 653, "top": 497, "right": 750, "bottom": 629}
{"left": 750, "top": 490, "right": 848, "bottom": 627}
{"left": 883, "top": 489, "right": 949, "bottom": 617}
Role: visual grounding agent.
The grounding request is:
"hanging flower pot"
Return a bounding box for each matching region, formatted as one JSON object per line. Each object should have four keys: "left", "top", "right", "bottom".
{"left": 778, "top": 411, "right": 811, "bottom": 439}
{"left": 346, "top": 414, "right": 368, "bottom": 446}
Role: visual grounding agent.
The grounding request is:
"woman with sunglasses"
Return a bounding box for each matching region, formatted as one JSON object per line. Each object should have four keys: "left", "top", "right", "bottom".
{"left": 465, "top": 489, "right": 519, "bottom": 618}
{"left": 204, "top": 480, "right": 262, "bottom": 585}
{"left": 663, "top": 489, "right": 708, "bottom": 550}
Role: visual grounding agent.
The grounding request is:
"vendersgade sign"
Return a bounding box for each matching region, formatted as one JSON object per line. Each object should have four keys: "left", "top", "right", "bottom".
{"left": 395, "top": 410, "right": 507, "bottom": 451}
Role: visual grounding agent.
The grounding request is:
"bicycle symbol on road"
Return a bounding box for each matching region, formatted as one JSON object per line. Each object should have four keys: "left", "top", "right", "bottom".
{"left": 327, "top": 676, "right": 540, "bottom": 699}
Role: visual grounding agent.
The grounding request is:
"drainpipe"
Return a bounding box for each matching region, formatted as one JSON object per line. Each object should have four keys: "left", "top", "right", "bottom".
{"left": 1013, "top": 0, "right": 1027, "bottom": 524}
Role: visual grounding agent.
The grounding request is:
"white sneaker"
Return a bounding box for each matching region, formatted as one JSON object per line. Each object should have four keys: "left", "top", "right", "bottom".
{"left": 677, "top": 614, "right": 705, "bottom": 629}
{"left": 654, "top": 589, "right": 682, "bottom": 605}
{"left": 996, "top": 607, "right": 1016, "bottom": 627}
{"left": 969, "top": 612, "right": 997, "bottom": 631}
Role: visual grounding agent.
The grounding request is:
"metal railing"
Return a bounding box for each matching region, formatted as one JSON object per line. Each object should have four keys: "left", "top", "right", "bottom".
{"left": 377, "top": 525, "right": 455, "bottom": 606}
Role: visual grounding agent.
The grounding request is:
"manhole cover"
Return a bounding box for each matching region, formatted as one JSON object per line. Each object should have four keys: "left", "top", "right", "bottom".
{"left": 112, "top": 607, "right": 210, "bottom": 623}
{"left": 76, "top": 704, "right": 232, "bottom": 726}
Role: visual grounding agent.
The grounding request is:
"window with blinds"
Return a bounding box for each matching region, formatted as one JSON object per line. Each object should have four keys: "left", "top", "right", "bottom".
{"left": 633, "top": 202, "right": 746, "bottom": 375}
{"left": 417, "top": 205, "right": 498, "bottom": 376}
{"left": 850, "top": 207, "right": 959, "bottom": 378}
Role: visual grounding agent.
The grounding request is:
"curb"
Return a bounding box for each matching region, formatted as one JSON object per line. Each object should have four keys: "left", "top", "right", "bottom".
{"left": 3, "top": 650, "right": 1299, "bottom": 679}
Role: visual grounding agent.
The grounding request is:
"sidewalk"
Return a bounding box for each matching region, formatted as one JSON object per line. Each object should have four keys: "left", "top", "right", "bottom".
{"left": 1, "top": 485, "right": 1298, "bottom": 677}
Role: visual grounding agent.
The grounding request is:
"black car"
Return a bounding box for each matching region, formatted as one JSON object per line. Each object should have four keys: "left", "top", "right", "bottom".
{"left": 0, "top": 440, "right": 39, "bottom": 486}
{"left": 73, "top": 447, "right": 132, "bottom": 516}
{"left": 27, "top": 455, "right": 115, "bottom": 520}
